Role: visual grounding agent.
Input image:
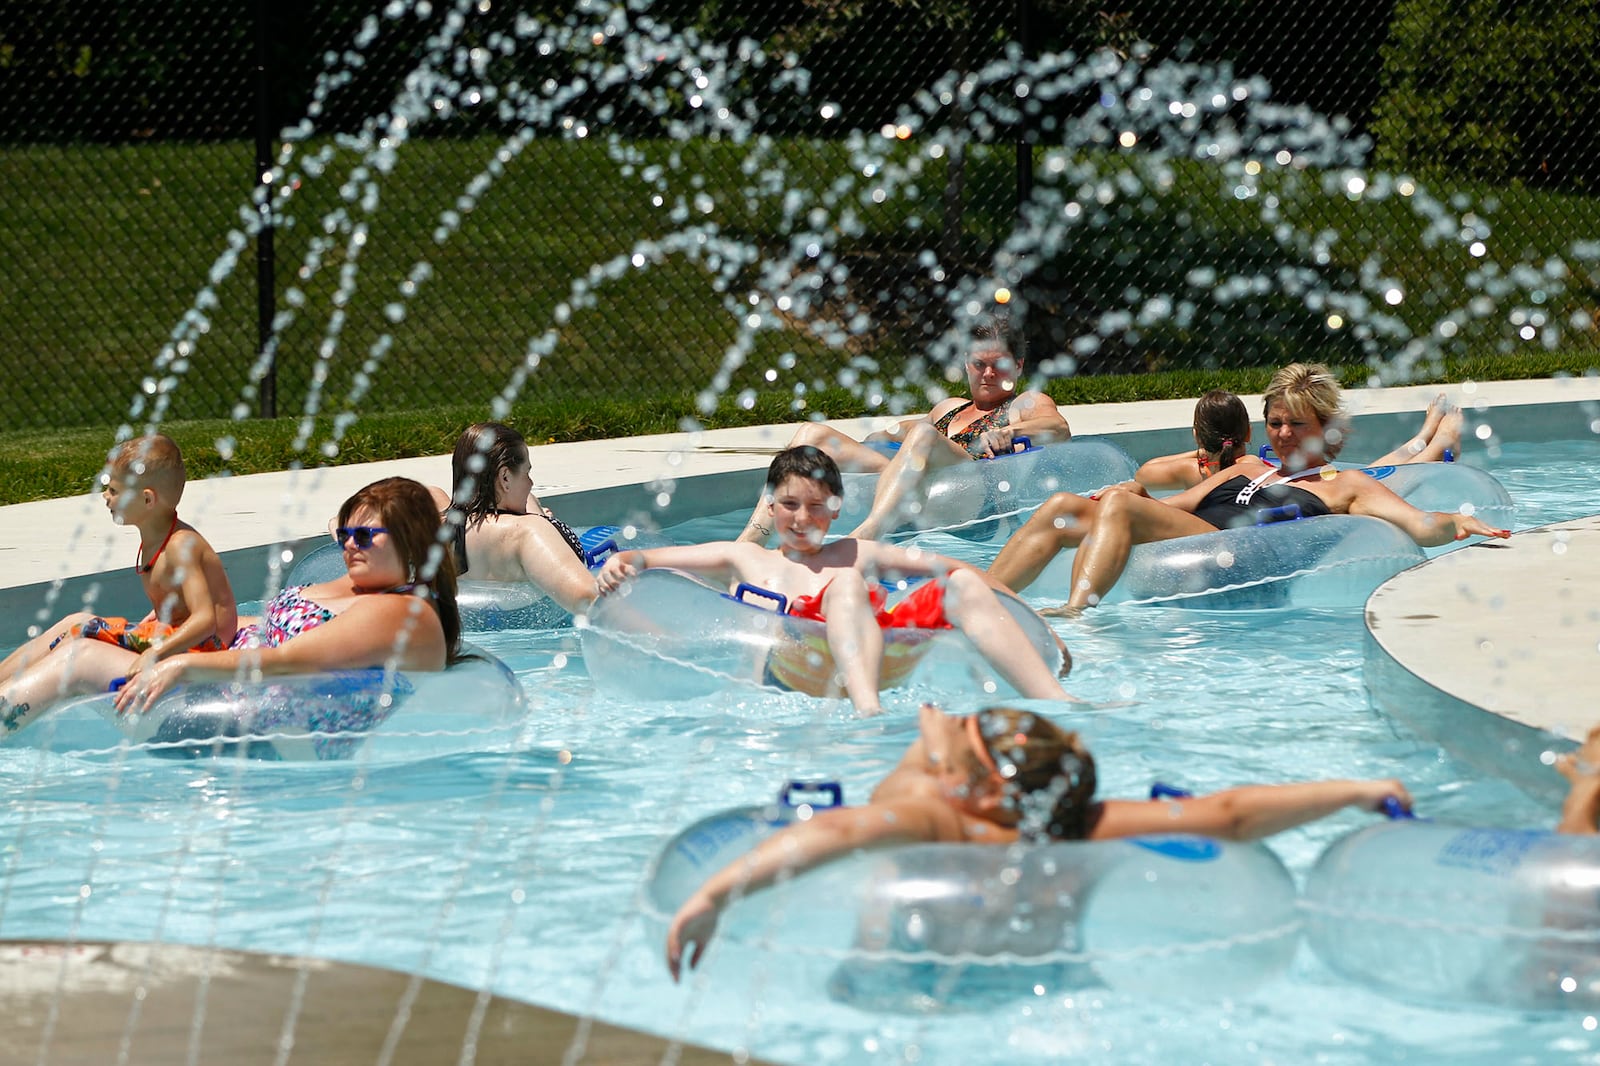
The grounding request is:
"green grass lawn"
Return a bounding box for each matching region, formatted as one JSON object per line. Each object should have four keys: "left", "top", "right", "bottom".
{"left": 2, "top": 135, "right": 1597, "bottom": 503}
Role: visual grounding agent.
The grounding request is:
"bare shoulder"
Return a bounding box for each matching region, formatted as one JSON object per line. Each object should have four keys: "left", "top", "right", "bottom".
{"left": 1013, "top": 389, "right": 1060, "bottom": 411}
{"left": 927, "top": 396, "right": 966, "bottom": 418}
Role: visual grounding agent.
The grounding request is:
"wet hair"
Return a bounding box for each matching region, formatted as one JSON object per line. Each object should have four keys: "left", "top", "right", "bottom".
{"left": 107, "top": 434, "right": 187, "bottom": 502}
{"left": 1263, "top": 362, "right": 1347, "bottom": 459}
{"left": 764, "top": 445, "right": 844, "bottom": 500}
{"left": 970, "top": 706, "right": 1098, "bottom": 842}
{"left": 449, "top": 421, "right": 530, "bottom": 572}
{"left": 1192, "top": 390, "right": 1250, "bottom": 466}
{"left": 971, "top": 315, "right": 1019, "bottom": 358}
{"left": 338, "top": 476, "right": 465, "bottom": 665}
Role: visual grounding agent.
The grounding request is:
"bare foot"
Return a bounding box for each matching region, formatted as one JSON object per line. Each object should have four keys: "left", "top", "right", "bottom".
{"left": 1040, "top": 603, "right": 1084, "bottom": 619}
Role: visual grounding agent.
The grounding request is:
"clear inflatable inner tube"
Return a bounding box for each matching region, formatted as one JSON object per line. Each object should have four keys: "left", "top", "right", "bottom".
{"left": 1027, "top": 514, "right": 1428, "bottom": 609}
{"left": 582, "top": 569, "right": 1063, "bottom": 701}
{"left": 642, "top": 783, "right": 1300, "bottom": 1006}
{"left": 834, "top": 438, "right": 1139, "bottom": 543}
{"left": 1024, "top": 459, "right": 1515, "bottom": 610}
{"left": 1303, "top": 822, "right": 1600, "bottom": 1010}
{"left": 15, "top": 648, "right": 527, "bottom": 762}
{"left": 286, "top": 523, "right": 670, "bottom": 630}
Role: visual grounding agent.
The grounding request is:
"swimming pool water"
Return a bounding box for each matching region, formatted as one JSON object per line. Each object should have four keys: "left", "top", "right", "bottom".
{"left": 2, "top": 439, "right": 1598, "bottom": 1064}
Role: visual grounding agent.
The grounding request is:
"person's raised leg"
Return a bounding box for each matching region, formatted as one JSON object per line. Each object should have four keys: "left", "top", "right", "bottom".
{"left": 0, "top": 639, "right": 135, "bottom": 736}
{"left": 0, "top": 612, "right": 97, "bottom": 686}
{"left": 1372, "top": 394, "right": 1464, "bottom": 465}
{"left": 818, "top": 575, "right": 887, "bottom": 716}
{"left": 849, "top": 422, "right": 970, "bottom": 541}
{"left": 735, "top": 424, "right": 891, "bottom": 544}
{"left": 1065, "top": 492, "right": 1216, "bottom": 609}
{"left": 941, "top": 569, "right": 1072, "bottom": 701}
{"left": 987, "top": 493, "right": 1100, "bottom": 593}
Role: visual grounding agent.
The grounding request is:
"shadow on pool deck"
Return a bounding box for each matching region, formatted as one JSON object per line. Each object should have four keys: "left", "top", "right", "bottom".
{"left": 1, "top": 940, "right": 759, "bottom": 1065}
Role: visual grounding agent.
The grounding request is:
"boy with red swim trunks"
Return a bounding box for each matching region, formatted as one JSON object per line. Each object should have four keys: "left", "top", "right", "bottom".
{"left": 0, "top": 435, "right": 238, "bottom": 732}
{"left": 595, "top": 446, "right": 1075, "bottom": 716}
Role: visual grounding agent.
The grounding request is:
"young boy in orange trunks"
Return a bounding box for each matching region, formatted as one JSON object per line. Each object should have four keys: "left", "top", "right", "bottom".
{"left": 0, "top": 435, "right": 237, "bottom": 732}
{"left": 594, "top": 446, "right": 1075, "bottom": 716}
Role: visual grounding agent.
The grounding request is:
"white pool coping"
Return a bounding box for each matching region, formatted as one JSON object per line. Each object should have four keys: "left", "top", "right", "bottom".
{"left": 2, "top": 374, "right": 1598, "bottom": 755}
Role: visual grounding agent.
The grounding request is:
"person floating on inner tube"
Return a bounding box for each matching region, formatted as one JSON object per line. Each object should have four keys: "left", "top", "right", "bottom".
{"left": 735, "top": 316, "right": 1071, "bottom": 545}
{"left": 988, "top": 389, "right": 1267, "bottom": 595}
{"left": 1133, "top": 365, "right": 1464, "bottom": 492}
{"left": 428, "top": 421, "right": 598, "bottom": 616}
{"left": 664, "top": 702, "right": 1413, "bottom": 980}
{"left": 994, "top": 368, "right": 1510, "bottom": 612}
{"left": 0, "top": 435, "right": 239, "bottom": 734}
{"left": 595, "top": 446, "right": 1075, "bottom": 716}
{"left": 113, "top": 477, "right": 467, "bottom": 715}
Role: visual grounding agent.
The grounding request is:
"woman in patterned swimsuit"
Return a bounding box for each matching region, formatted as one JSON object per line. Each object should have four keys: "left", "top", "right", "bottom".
{"left": 117, "top": 477, "right": 466, "bottom": 714}
{"left": 735, "top": 317, "right": 1072, "bottom": 544}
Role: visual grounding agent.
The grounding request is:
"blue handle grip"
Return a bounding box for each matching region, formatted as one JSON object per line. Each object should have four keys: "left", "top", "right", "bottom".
{"left": 1150, "top": 782, "right": 1193, "bottom": 800}
{"left": 980, "top": 434, "right": 1035, "bottom": 460}
{"left": 731, "top": 583, "right": 788, "bottom": 614}
{"left": 780, "top": 780, "right": 844, "bottom": 809}
{"left": 583, "top": 538, "right": 618, "bottom": 569}
{"left": 1253, "top": 504, "right": 1303, "bottom": 526}
{"left": 107, "top": 677, "right": 128, "bottom": 693}
{"left": 1381, "top": 796, "right": 1416, "bottom": 820}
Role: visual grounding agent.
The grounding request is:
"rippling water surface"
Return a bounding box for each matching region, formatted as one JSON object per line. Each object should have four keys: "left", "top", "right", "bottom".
{"left": 1, "top": 438, "right": 1597, "bottom": 1064}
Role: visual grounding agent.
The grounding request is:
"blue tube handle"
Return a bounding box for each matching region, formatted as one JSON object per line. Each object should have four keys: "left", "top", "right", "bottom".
{"left": 1381, "top": 796, "right": 1417, "bottom": 820}
{"left": 1150, "top": 782, "right": 1193, "bottom": 800}
{"left": 730, "top": 583, "right": 788, "bottom": 614}
{"left": 977, "top": 435, "right": 1035, "bottom": 460}
{"left": 1253, "top": 504, "right": 1302, "bottom": 526}
{"left": 780, "top": 780, "right": 843, "bottom": 809}
{"left": 108, "top": 677, "right": 128, "bottom": 693}
{"left": 583, "top": 538, "right": 619, "bottom": 569}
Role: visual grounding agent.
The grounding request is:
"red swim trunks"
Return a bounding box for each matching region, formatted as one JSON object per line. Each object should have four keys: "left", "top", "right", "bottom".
{"left": 787, "top": 579, "right": 952, "bottom": 630}
{"left": 50, "top": 617, "right": 225, "bottom": 655}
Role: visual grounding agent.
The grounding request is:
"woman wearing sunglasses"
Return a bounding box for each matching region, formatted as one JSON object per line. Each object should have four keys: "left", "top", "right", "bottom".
{"left": 114, "top": 477, "right": 465, "bottom": 714}
{"left": 665, "top": 702, "right": 1412, "bottom": 980}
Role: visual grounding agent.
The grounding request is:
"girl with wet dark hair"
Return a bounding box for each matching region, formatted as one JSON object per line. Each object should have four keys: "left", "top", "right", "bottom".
{"left": 433, "top": 421, "right": 597, "bottom": 615}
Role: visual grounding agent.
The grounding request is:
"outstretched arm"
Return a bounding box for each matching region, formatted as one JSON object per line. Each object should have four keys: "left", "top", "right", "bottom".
{"left": 115, "top": 594, "right": 445, "bottom": 712}
{"left": 1092, "top": 778, "right": 1412, "bottom": 842}
{"left": 594, "top": 542, "right": 750, "bottom": 594}
{"left": 666, "top": 800, "right": 957, "bottom": 980}
{"left": 1346, "top": 477, "right": 1510, "bottom": 546}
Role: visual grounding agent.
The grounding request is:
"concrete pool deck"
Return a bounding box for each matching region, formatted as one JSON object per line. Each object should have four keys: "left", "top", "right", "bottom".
{"left": 0, "top": 940, "right": 767, "bottom": 1065}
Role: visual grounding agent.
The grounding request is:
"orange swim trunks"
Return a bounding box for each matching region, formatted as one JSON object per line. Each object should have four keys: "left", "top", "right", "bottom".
{"left": 50, "top": 617, "right": 225, "bottom": 655}
{"left": 787, "top": 579, "right": 952, "bottom": 630}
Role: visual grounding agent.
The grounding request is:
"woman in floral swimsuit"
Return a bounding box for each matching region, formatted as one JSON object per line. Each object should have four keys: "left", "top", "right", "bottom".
{"left": 117, "top": 477, "right": 466, "bottom": 714}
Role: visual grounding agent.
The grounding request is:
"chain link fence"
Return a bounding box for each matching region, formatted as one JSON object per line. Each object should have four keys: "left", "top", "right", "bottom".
{"left": 2, "top": 0, "right": 1596, "bottom": 431}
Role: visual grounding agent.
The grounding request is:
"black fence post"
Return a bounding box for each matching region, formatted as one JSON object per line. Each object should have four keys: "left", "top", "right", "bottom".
{"left": 254, "top": 0, "right": 277, "bottom": 419}
{"left": 1015, "top": 0, "right": 1034, "bottom": 214}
